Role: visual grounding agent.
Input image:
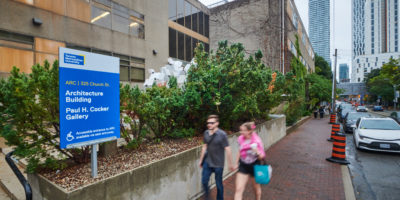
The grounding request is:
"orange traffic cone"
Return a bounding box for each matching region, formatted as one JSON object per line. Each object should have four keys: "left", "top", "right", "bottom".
{"left": 326, "top": 133, "right": 349, "bottom": 165}
{"left": 327, "top": 123, "right": 340, "bottom": 142}
{"left": 329, "top": 114, "right": 337, "bottom": 124}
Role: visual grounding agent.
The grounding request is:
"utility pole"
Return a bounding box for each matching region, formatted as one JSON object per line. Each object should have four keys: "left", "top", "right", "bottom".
{"left": 394, "top": 84, "right": 398, "bottom": 111}
{"left": 281, "top": 0, "right": 285, "bottom": 74}
{"left": 331, "top": 49, "right": 337, "bottom": 112}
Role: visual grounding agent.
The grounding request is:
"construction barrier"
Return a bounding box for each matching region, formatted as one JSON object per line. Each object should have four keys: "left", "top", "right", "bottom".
{"left": 329, "top": 114, "right": 336, "bottom": 124}
{"left": 327, "top": 123, "right": 340, "bottom": 142}
{"left": 326, "top": 133, "right": 349, "bottom": 165}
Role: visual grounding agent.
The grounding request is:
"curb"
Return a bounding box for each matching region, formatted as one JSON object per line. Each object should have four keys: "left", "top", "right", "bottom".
{"left": 341, "top": 165, "right": 356, "bottom": 200}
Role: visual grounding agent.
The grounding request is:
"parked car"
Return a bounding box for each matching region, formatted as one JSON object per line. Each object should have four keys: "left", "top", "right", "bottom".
{"left": 343, "top": 112, "right": 372, "bottom": 133}
{"left": 390, "top": 111, "right": 400, "bottom": 124}
{"left": 353, "top": 117, "right": 400, "bottom": 153}
{"left": 373, "top": 106, "right": 384, "bottom": 111}
{"left": 356, "top": 106, "right": 368, "bottom": 112}
{"left": 339, "top": 108, "right": 353, "bottom": 123}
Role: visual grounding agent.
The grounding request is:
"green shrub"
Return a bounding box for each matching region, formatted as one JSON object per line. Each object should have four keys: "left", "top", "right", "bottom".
{"left": 0, "top": 61, "right": 90, "bottom": 173}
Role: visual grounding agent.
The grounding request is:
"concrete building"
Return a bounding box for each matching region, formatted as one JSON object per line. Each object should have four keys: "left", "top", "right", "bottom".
{"left": 337, "top": 82, "right": 368, "bottom": 102}
{"left": 339, "top": 63, "right": 349, "bottom": 83}
{"left": 0, "top": 0, "right": 210, "bottom": 86}
{"left": 309, "top": 0, "right": 331, "bottom": 64}
{"left": 351, "top": 0, "right": 400, "bottom": 83}
{"left": 209, "top": 0, "right": 315, "bottom": 74}
{"left": 352, "top": 0, "right": 365, "bottom": 59}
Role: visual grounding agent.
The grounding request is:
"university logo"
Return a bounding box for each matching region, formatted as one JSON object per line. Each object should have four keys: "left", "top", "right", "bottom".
{"left": 64, "top": 53, "right": 85, "bottom": 65}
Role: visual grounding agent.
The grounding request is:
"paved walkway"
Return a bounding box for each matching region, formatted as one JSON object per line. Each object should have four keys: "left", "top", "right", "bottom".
{"left": 205, "top": 117, "right": 346, "bottom": 200}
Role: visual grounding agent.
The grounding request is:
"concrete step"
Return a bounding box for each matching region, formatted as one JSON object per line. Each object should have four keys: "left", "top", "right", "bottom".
{"left": 0, "top": 138, "right": 25, "bottom": 200}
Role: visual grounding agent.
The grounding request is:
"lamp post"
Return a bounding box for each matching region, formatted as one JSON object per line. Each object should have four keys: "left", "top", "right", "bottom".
{"left": 394, "top": 84, "right": 398, "bottom": 111}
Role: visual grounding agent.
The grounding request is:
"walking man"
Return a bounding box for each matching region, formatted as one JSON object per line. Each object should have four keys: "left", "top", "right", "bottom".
{"left": 199, "top": 115, "right": 234, "bottom": 200}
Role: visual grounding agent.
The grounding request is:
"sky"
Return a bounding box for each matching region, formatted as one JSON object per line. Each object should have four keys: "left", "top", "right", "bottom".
{"left": 199, "top": 0, "right": 353, "bottom": 75}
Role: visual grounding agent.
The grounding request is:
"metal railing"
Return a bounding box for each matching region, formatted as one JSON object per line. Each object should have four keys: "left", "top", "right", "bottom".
{"left": 5, "top": 151, "right": 32, "bottom": 200}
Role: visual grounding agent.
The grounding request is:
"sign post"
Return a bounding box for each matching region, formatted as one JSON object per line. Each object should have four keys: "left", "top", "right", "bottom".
{"left": 59, "top": 47, "right": 120, "bottom": 178}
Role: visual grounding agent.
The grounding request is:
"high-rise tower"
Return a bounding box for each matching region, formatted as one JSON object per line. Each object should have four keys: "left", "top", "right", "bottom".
{"left": 309, "top": 0, "right": 331, "bottom": 63}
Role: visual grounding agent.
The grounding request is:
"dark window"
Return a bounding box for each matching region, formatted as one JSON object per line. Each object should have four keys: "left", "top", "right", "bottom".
{"left": 192, "top": 6, "right": 199, "bottom": 33}
{"left": 169, "top": 0, "right": 177, "bottom": 21}
{"left": 178, "top": 32, "right": 184, "bottom": 60}
{"left": 185, "top": 1, "right": 192, "bottom": 29}
{"left": 205, "top": 14, "right": 209, "bottom": 37}
{"left": 177, "top": 0, "right": 184, "bottom": 26}
{"left": 0, "top": 30, "right": 34, "bottom": 49}
{"left": 199, "top": 12, "right": 204, "bottom": 35}
{"left": 115, "top": 53, "right": 130, "bottom": 81}
{"left": 169, "top": 28, "right": 177, "bottom": 58}
{"left": 92, "top": 49, "right": 112, "bottom": 55}
{"left": 185, "top": 34, "right": 192, "bottom": 61}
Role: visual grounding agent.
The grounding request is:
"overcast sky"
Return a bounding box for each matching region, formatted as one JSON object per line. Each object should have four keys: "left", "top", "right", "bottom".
{"left": 199, "top": 0, "right": 352, "bottom": 73}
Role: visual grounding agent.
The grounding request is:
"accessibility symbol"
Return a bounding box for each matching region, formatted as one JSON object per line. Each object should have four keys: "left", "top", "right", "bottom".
{"left": 66, "top": 131, "right": 74, "bottom": 142}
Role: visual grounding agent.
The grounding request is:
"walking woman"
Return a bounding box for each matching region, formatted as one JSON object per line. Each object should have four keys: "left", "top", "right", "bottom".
{"left": 234, "top": 122, "right": 265, "bottom": 200}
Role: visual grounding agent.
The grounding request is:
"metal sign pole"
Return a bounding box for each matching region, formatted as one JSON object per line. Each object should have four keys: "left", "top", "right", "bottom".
{"left": 91, "top": 144, "right": 97, "bottom": 178}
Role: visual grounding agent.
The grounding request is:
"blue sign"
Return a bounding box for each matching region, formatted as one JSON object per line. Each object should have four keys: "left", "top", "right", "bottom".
{"left": 59, "top": 47, "right": 120, "bottom": 149}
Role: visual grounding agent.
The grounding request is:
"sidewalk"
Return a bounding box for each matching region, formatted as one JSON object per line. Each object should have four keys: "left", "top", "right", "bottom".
{"left": 205, "top": 117, "right": 347, "bottom": 200}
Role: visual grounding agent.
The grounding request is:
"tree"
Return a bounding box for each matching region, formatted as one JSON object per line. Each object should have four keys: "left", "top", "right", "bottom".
{"left": 305, "top": 73, "right": 332, "bottom": 109}
{"left": 367, "top": 74, "right": 394, "bottom": 105}
{"left": 381, "top": 58, "right": 400, "bottom": 90}
{"left": 314, "top": 54, "right": 332, "bottom": 80}
{"left": 365, "top": 68, "right": 382, "bottom": 102}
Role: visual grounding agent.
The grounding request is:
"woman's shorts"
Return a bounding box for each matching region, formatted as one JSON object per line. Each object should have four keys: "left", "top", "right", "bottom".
{"left": 238, "top": 160, "right": 260, "bottom": 177}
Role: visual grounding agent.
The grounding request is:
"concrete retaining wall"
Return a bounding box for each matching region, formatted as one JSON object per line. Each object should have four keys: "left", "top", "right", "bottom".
{"left": 28, "top": 115, "right": 286, "bottom": 200}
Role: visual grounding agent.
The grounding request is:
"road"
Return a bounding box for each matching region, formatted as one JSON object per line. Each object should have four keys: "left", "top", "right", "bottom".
{"left": 342, "top": 111, "right": 400, "bottom": 200}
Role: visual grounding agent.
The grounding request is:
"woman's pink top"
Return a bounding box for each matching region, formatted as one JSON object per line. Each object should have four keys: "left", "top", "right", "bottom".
{"left": 237, "top": 132, "right": 266, "bottom": 164}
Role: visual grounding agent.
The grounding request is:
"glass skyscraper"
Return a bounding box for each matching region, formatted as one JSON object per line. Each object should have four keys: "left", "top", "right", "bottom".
{"left": 309, "top": 0, "right": 331, "bottom": 63}
{"left": 339, "top": 63, "right": 349, "bottom": 82}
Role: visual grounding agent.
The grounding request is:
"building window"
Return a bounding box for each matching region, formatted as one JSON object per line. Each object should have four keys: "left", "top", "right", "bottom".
{"left": 292, "top": 12, "right": 298, "bottom": 30}
{"left": 177, "top": 32, "right": 184, "bottom": 60}
{"left": 169, "top": 28, "right": 177, "bottom": 58}
{"left": 290, "top": 41, "right": 297, "bottom": 57}
{"left": 357, "top": 68, "right": 359, "bottom": 73}
{"left": 91, "top": 1, "right": 145, "bottom": 39}
{"left": 66, "top": 44, "right": 145, "bottom": 82}
{"left": 358, "top": 78, "right": 360, "bottom": 82}
{"left": 91, "top": 3, "right": 111, "bottom": 29}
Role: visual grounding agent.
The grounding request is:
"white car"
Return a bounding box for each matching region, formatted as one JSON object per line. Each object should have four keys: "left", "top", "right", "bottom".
{"left": 353, "top": 117, "right": 400, "bottom": 153}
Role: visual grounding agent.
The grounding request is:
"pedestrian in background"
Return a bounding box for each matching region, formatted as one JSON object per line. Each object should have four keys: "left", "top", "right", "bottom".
{"left": 233, "top": 122, "right": 265, "bottom": 200}
{"left": 313, "top": 107, "right": 318, "bottom": 118}
{"left": 319, "top": 106, "right": 324, "bottom": 118}
{"left": 199, "top": 115, "right": 234, "bottom": 200}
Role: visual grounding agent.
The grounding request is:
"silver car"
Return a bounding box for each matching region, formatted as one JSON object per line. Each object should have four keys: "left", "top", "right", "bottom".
{"left": 354, "top": 117, "right": 400, "bottom": 153}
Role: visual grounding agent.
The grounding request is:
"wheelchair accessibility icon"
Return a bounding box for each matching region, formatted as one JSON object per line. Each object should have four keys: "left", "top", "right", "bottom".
{"left": 66, "top": 131, "right": 74, "bottom": 142}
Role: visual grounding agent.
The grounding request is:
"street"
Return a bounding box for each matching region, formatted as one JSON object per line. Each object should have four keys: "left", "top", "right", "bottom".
{"left": 343, "top": 111, "right": 400, "bottom": 200}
